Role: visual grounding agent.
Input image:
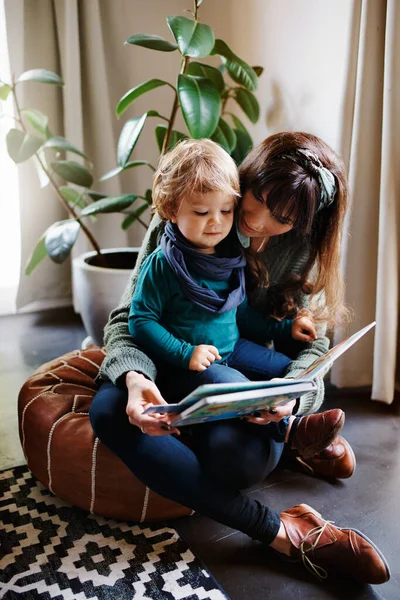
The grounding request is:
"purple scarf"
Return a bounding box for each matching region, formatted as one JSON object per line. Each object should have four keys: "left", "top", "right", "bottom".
{"left": 160, "top": 222, "right": 246, "bottom": 313}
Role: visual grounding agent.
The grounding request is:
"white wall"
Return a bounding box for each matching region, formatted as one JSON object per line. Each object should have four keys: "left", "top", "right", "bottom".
{"left": 228, "top": 0, "right": 359, "bottom": 160}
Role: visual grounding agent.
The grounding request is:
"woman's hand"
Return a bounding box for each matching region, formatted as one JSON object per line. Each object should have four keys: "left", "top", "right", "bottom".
{"left": 189, "top": 345, "right": 221, "bottom": 371}
{"left": 243, "top": 377, "right": 297, "bottom": 424}
{"left": 125, "top": 371, "right": 180, "bottom": 436}
{"left": 292, "top": 316, "right": 317, "bottom": 342}
{"left": 243, "top": 399, "right": 297, "bottom": 425}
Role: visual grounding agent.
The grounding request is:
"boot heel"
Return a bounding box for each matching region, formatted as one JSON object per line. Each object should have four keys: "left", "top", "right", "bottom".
{"left": 299, "top": 503, "right": 323, "bottom": 518}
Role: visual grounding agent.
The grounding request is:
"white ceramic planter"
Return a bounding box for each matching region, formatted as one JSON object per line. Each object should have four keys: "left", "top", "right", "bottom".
{"left": 72, "top": 248, "right": 140, "bottom": 346}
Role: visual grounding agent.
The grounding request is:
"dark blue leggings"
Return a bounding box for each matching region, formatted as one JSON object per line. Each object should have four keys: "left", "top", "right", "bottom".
{"left": 156, "top": 337, "right": 291, "bottom": 404}
{"left": 89, "top": 374, "right": 289, "bottom": 543}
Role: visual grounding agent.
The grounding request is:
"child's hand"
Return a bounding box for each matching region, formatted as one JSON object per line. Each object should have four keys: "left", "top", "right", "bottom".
{"left": 189, "top": 345, "right": 221, "bottom": 371}
{"left": 292, "top": 316, "right": 317, "bottom": 342}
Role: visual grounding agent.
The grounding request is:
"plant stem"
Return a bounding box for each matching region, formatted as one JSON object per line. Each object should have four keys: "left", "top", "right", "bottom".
{"left": 11, "top": 79, "right": 107, "bottom": 266}
{"left": 36, "top": 154, "right": 106, "bottom": 261}
{"left": 222, "top": 93, "right": 231, "bottom": 113}
{"left": 163, "top": 0, "right": 201, "bottom": 153}
{"left": 161, "top": 55, "right": 190, "bottom": 154}
{"left": 137, "top": 216, "right": 149, "bottom": 229}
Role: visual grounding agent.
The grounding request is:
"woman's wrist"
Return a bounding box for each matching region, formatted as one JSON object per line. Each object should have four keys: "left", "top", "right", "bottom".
{"left": 125, "top": 370, "right": 147, "bottom": 387}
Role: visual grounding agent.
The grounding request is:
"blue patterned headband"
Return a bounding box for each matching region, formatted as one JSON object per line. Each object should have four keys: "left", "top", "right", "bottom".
{"left": 281, "top": 149, "right": 337, "bottom": 212}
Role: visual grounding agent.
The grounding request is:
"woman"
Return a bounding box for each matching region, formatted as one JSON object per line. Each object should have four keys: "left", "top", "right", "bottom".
{"left": 89, "top": 132, "right": 390, "bottom": 583}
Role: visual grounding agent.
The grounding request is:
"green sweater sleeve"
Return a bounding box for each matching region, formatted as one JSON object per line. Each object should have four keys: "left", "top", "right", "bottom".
{"left": 283, "top": 327, "right": 330, "bottom": 414}
{"left": 128, "top": 253, "right": 196, "bottom": 369}
{"left": 236, "top": 298, "right": 293, "bottom": 343}
{"left": 283, "top": 288, "right": 330, "bottom": 415}
{"left": 99, "top": 214, "right": 166, "bottom": 385}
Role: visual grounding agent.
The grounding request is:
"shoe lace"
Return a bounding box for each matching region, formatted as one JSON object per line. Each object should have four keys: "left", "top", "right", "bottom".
{"left": 299, "top": 519, "right": 335, "bottom": 580}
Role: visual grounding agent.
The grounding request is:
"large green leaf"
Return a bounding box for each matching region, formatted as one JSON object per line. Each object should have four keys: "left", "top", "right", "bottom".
{"left": 45, "top": 219, "right": 80, "bottom": 264}
{"left": 177, "top": 74, "right": 220, "bottom": 138}
{"left": 86, "top": 191, "right": 108, "bottom": 202}
{"left": 167, "top": 16, "right": 214, "bottom": 57}
{"left": 122, "top": 203, "right": 149, "bottom": 230}
{"left": 116, "top": 79, "right": 172, "bottom": 117}
{"left": 59, "top": 186, "right": 86, "bottom": 210}
{"left": 212, "top": 39, "right": 257, "bottom": 92}
{"left": 0, "top": 83, "right": 11, "bottom": 100}
{"left": 125, "top": 33, "right": 178, "bottom": 52}
{"left": 100, "top": 160, "right": 155, "bottom": 182}
{"left": 117, "top": 113, "right": 149, "bottom": 167}
{"left": 25, "top": 234, "right": 47, "bottom": 275}
{"left": 17, "top": 69, "right": 64, "bottom": 86}
{"left": 230, "top": 128, "right": 253, "bottom": 165}
{"left": 44, "top": 136, "right": 88, "bottom": 160}
{"left": 6, "top": 128, "right": 43, "bottom": 163}
{"left": 51, "top": 160, "right": 93, "bottom": 187}
{"left": 99, "top": 165, "right": 123, "bottom": 182}
{"left": 211, "top": 117, "right": 237, "bottom": 153}
{"left": 226, "top": 112, "right": 251, "bottom": 135}
{"left": 116, "top": 111, "right": 159, "bottom": 168}
{"left": 81, "top": 195, "right": 138, "bottom": 216}
{"left": 21, "top": 109, "right": 48, "bottom": 135}
{"left": 233, "top": 88, "right": 260, "bottom": 123}
{"left": 186, "top": 62, "right": 224, "bottom": 94}
{"left": 154, "top": 125, "right": 187, "bottom": 152}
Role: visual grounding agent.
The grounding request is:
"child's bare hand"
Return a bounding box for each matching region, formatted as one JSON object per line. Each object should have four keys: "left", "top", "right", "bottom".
{"left": 189, "top": 345, "right": 221, "bottom": 371}
{"left": 292, "top": 316, "right": 317, "bottom": 342}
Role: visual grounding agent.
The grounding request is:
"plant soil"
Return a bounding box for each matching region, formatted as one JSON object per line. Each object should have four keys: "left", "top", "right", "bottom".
{"left": 86, "top": 250, "right": 138, "bottom": 269}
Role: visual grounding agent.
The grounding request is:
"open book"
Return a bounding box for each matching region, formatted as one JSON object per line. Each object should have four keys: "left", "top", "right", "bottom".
{"left": 144, "top": 322, "right": 375, "bottom": 427}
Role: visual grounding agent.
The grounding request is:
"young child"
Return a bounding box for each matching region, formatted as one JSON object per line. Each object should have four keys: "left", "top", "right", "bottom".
{"left": 128, "top": 139, "right": 316, "bottom": 398}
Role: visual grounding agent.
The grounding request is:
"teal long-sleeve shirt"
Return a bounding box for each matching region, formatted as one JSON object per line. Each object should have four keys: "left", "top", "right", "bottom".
{"left": 128, "top": 246, "right": 293, "bottom": 369}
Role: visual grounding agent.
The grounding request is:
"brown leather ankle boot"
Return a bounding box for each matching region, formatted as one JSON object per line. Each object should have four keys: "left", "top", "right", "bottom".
{"left": 279, "top": 504, "right": 390, "bottom": 583}
{"left": 286, "top": 435, "right": 356, "bottom": 479}
{"left": 290, "top": 409, "right": 345, "bottom": 458}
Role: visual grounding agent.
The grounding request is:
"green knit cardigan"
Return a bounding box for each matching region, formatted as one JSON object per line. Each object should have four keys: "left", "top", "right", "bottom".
{"left": 100, "top": 215, "right": 330, "bottom": 414}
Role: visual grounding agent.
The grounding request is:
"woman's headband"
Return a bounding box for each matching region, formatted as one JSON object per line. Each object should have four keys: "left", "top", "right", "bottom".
{"left": 280, "top": 148, "right": 337, "bottom": 212}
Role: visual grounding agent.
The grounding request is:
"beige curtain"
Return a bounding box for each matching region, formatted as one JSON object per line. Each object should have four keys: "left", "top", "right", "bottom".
{"left": 5, "top": 0, "right": 71, "bottom": 310}
{"left": 4, "top": 0, "right": 191, "bottom": 311}
{"left": 331, "top": 0, "right": 400, "bottom": 404}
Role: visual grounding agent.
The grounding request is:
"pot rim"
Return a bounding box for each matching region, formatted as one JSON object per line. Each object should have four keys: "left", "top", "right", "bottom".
{"left": 72, "top": 247, "right": 141, "bottom": 274}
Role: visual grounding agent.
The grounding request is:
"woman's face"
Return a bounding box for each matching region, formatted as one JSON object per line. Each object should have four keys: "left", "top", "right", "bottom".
{"left": 238, "top": 190, "right": 294, "bottom": 238}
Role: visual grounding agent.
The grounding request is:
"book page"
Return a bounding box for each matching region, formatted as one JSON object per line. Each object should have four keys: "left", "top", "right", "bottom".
{"left": 171, "top": 381, "right": 316, "bottom": 426}
{"left": 144, "top": 378, "right": 302, "bottom": 415}
{"left": 294, "top": 322, "right": 376, "bottom": 381}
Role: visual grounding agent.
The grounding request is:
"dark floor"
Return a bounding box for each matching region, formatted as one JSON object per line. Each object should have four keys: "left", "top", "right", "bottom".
{"left": 1, "top": 308, "right": 399, "bottom": 600}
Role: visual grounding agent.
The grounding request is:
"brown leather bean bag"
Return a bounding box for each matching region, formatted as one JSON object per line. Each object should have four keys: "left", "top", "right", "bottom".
{"left": 18, "top": 348, "right": 192, "bottom": 522}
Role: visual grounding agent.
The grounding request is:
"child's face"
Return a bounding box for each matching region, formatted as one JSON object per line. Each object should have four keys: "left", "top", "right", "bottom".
{"left": 172, "top": 191, "right": 235, "bottom": 254}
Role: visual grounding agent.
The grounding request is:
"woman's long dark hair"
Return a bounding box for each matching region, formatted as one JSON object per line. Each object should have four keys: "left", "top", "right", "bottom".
{"left": 239, "top": 132, "right": 350, "bottom": 327}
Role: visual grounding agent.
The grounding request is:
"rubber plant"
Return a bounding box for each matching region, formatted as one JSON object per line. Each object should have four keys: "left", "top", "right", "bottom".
{"left": 0, "top": 0, "right": 263, "bottom": 274}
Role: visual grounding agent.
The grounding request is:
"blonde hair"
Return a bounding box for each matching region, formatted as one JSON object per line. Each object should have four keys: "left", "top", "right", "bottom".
{"left": 152, "top": 139, "right": 240, "bottom": 220}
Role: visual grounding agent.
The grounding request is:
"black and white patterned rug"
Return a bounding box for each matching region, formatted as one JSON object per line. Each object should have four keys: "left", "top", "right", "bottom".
{"left": 0, "top": 466, "right": 229, "bottom": 599}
